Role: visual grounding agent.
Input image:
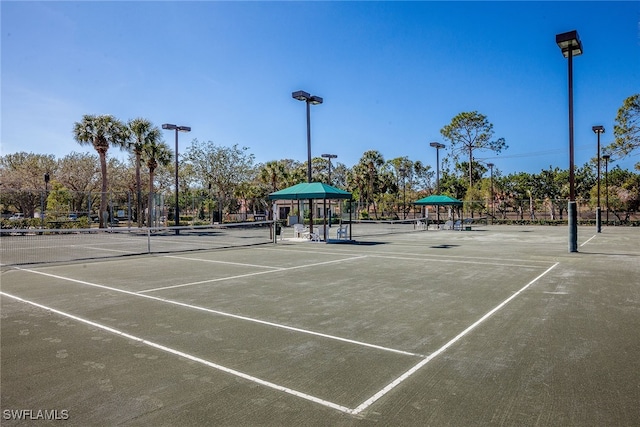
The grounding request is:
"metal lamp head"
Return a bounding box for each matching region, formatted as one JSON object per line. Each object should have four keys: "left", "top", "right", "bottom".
{"left": 556, "top": 30, "right": 583, "bottom": 57}
{"left": 430, "top": 142, "right": 445, "bottom": 149}
{"left": 592, "top": 125, "right": 605, "bottom": 134}
{"left": 292, "top": 90, "right": 310, "bottom": 102}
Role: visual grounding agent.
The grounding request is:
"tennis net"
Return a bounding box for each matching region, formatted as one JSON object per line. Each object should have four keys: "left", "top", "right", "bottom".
{"left": 0, "top": 221, "right": 274, "bottom": 266}
{"left": 346, "top": 217, "right": 428, "bottom": 238}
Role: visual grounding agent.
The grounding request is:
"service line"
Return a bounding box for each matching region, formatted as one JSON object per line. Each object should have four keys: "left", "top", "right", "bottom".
{"left": 140, "top": 255, "right": 367, "bottom": 293}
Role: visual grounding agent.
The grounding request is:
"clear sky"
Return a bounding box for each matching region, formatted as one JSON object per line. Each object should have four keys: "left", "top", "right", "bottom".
{"left": 2, "top": 1, "right": 639, "bottom": 177}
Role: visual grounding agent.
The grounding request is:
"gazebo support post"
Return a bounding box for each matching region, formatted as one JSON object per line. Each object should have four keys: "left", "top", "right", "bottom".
{"left": 349, "top": 198, "right": 353, "bottom": 240}
{"left": 323, "top": 198, "right": 327, "bottom": 242}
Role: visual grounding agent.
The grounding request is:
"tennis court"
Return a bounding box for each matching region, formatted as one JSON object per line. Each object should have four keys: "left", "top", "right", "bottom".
{"left": 1, "top": 224, "right": 639, "bottom": 425}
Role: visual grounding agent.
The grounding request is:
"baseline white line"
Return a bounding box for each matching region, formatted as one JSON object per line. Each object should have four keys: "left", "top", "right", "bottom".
{"left": 140, "top": 255, "right": 367, "bottom": 293}
{"left": 164, "top": 255, "right": 284, "bottom": 270}
{"left": 11, "top": 266, "right": 420, "bottom": 357}
{"left": 580, "top": 235, "right": 597, "bottom": 247}
{"left": 350, "top": 262, "right": 560, "bottom": 415}
{"left": 0, "top": 292, "right": 354, "bottom": 414}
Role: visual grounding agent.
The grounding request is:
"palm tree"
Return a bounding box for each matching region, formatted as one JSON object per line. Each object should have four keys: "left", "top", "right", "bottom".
{"left": 128, "top": 118, "right": 162, "bottom": 226}
{"left": 73, "top": 114, "right": 129, "bottom": 228}
{"left": 143, "top": 141, "right": 172, "bottom": 227}
{"left": 356, "top": 150, "right": 384, "bottom": 219}
{"left": 259, "top": 161, "right": 287, "bottom": 192}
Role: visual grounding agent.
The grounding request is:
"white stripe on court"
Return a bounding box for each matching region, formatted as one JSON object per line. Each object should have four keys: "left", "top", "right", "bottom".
{"left": 11, "top": 266, "right": 420, "bottom": 358}
{"left": 77, "top": 245, "right": 139, "bottom": 254}
{"left": 349, "top": 262, "right": 560, "bottom": 415}
{"left": 580, "top": 235, "right": 597, "bottom": 247}
{"left": 261, "top": 245, "right": 554, "bottom": 265}
{"left": 164, "top": 255, "right": 285, "bottom": 270}
{"left": 367, "top": 254, "right": 541, "bottom": 269}
{"left": 139, "top": 255, "right": 367, "bottom": 293}
{"left": 0, "top": 291, "right": 354, "bottom": 415}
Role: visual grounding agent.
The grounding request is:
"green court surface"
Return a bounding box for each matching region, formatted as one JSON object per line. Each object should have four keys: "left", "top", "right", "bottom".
{"left": 1, "top": 225, "right": 639, "bottom": 425}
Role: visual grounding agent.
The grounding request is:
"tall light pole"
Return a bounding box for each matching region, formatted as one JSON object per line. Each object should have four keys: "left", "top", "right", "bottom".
{"left": 602, "top": 153, "right": 610, "bottom": 224}
{"left": 399, "top": 167, "right": 407, "bottom": 220}
{"left": 430, "top": 142, "right": 446, "bottom": 225}
{"left": 162, "top": 123, "right": 191, "bottom": 234}
{"left": 430, "top": 142, "right": 445, "bottom": 194}
{"left": 292, "top": 90, "right": 323, "bottom": 233}
{"left": 43, "top": 173, "right": 50, "bottom": 226}
{"left": 321, "top": 153, "right": 337, "bottom": 185}
{"left": 322, "top": 153, "right": 337, "bottom": 226}
{"left": 592, "top": 125, "right": 605, "bottom": 233}
{"left": 487, "top": 163, "right": 494, "bottom": 224}
{"left": 556, "top": 30, "right": 583, "bottom": 253}
{"left": 292, "top": 90, "right": 323, "bottom": 183}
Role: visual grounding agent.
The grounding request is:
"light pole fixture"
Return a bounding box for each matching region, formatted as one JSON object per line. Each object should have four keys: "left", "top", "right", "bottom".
{"left": 592, "top": 125, "right": 605, "bottom": 233}
{"left": 292, "top": 90, "right": 323, "bottom": 234}
{"left": 487, "top": 163, "right": 494, "bottom": 224}
{"left": 399, "top": 167, "right": 407, "bottom": 220}
{"left": 162, "top": 123, "right": 191, "bottom": 233}
{"left": 556, "top": 29, "right": 583, "bottom": 253}
{"left": 430, "top": 142, "right": 446, "bottom": 194}
{"left": 321, "top": 153, "right": 337, "bottom": 185}
{"left": 602, "top": 153, "right": 610, "bottom": 224}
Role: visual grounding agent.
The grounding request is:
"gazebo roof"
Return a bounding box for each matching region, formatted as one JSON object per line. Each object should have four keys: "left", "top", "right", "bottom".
{"left": 413, "top": 195, "right": 463, "bottom": 206}
{"left": 268, "top": 182, "right": 352, "bottom": 200}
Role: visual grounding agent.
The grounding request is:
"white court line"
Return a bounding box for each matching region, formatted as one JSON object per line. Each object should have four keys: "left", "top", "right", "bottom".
{"left": 580, "top": 235, "right": 597, "bottom": 247}
{"left": 164, "top": 255, "right": 284, "bottom": 270}
{"left": 11, "top": 266, "right": 420, "bottom": 358}
{"left": 76, "top": 246, "right": 138, "bottom": 254}
{"left": 261, "top": 245, "right": 554, "bottom": 265}
{"left": 0, "top": 291, "right": 354, "bottom": 415}
{"left": 368, "top": 254, "right": 541, "bottom": 269}
{"left": 140, "top": 255, "right": 367, "bottom": 293}
{"left": 349, "top": 262, "right": 560, "bottom": 415}
{"left": 6, "top": 261, "right": 560, "bottom": 415}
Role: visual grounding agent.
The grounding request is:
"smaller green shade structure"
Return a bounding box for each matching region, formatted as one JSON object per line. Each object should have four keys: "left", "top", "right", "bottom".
{"left": 413, "top": 195, "right": 463, "bottom": 206}
{"left": 268, "top": 182, "right": 352, "bottom": 200}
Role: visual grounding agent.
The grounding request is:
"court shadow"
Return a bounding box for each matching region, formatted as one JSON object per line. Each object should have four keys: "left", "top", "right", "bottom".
{"left": 324, "top": 239, "right": 387, "bottom": 245}
{"left": 430, "top": 244, "right": 460, "bottom": 249}
{"left": 353, "top": 241, "right": 388, "bottom": 246}
{"left": 580, "top": 251, "right": 640, "bottom": 257}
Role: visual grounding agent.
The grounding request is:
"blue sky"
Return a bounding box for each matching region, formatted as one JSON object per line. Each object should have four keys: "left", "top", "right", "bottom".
{"left": 2, "top": 1, "right": 639, "bottom": 177}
